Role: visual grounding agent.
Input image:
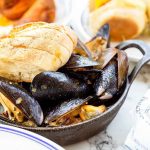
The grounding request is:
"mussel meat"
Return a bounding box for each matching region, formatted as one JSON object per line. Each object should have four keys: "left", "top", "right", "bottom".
{"left": 74, "top": 24, "right": 110, "bottom": 60}
{"left": 80, "top": 105, "right": 106, "bottom": 121}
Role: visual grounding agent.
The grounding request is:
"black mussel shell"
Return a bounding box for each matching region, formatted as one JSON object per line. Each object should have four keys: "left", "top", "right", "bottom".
{"left": 31, "top": 72, "right": 91, "bottom": 102}
{"left": 60, "top": 67, "right": 101, "bottom": 85}
{"left": 45, "top": 96, "right": 92, "bottom": 124}
{"left": 64, "top": 54, "right": 99, "bottom": 69}
{"left": 61, "top": 54, "right": 101, "bottom": 81}
{"left": 0, "top": 77, "right": 43, "bottom": 125}
{"left": 94, "top": 23, "right": 110, "bottom": 46}
{"left": 18, "top": 82, "right": 32, "bottom": 93}
{"left": 94, "top": 59, "right": 118, "bottom": 99}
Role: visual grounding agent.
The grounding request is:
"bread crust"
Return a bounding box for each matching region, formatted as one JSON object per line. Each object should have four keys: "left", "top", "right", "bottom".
{"left": 0, "top": 22, "right": 77, "bottom": 82}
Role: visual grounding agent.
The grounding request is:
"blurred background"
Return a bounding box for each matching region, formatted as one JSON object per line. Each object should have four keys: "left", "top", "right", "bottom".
{"left": 0, "top": 0, "right": 149, "bottom": 41}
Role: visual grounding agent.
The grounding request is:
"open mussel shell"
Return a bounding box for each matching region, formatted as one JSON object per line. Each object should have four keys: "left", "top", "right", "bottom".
{"left": 87, "top": 23, "right": 110, "bottom": 48}
{"left": 0, "top": 77, "right": 43, "bottom": 126}
{"left": 31, "top": 72, "right": 90, "bottom": 103}
{"left": 45, "top": 96, "right": 92, "bottom": 125}
{"left": 117, "top": 50, "right": 128, "bottom": 88}
{"left": 86, "top": 24, "right": 110, "bottom": 60}
{"left": 74, "top": 24, "right": 110, "bottom": 60}
{"left": 94, "top": 59, "right": 118, "bottom": 100}
{"left": 62, "top": 54, "right": 101, "bottom": 82}
{"left": 97, "top": 48, "right": 118, "bottom": 69}
{"left": 93, "top": 47, "right": 128, "bottom": 100}
{"left": 64, "top": 54, "right": 99, "bottom": 69}
{"left": 77, "top": 39, "right": 93, "bottom": 59}
{"left": 95, "top": 24, "right": 110, "bottom": 40}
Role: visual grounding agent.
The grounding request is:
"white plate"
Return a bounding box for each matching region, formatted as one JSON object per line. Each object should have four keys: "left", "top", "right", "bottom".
{"left": 0, "top": 124, "right": 64, "bottom": 150}
{"left": 70, "top": 0, "right": 150, "bottom": 64}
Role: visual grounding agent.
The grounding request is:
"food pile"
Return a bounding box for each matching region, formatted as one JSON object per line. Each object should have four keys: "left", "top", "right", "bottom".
{"left": 0, "top": 22, "right": 128, "bottom": 127}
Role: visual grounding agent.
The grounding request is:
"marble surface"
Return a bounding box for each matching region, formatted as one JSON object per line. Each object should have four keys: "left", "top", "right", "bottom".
{"left": 64, "top": 63, "right": 150, "bottom": 150}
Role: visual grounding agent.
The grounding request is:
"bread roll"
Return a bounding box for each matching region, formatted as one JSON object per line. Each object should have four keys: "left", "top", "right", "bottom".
{"left": 0, "top": 22, "right": 77, "bottom": 82}
{"left": 89, "top": 0, "right": 147, "bottom": 41}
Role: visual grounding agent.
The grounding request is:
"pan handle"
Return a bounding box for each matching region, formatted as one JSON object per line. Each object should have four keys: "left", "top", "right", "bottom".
{"left": 116, "top": 40, "right": 150, "bottom": 84}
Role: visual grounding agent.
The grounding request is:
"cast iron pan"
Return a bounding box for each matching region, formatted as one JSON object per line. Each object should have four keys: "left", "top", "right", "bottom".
{"left": 0, "top": 40, "right": 150, "bottom": 146}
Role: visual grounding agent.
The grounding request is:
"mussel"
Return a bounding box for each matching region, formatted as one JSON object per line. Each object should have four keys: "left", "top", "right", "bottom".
{"left": 31, "top": 72, "right": 91, "bottom": 103}
{"left": 44, "top": 97, "right": 91, "bottom": 126}
{"left": 74, "top": 24, "right": 110, "bottom": 60}
{"left": 64, "top": 54, "right": 99, "bottom": 69}
{"left": 94, "top": 48, "right": 128, "bottom": 100}
{"left": 44, "top": 96, "right": 106, "bottom": 126}
{"left": 94, "top": 59, "right": 118, "bottom": 99}
{"left": 0, "top": 77, "right": 43, "bottom": 126}
{"left": 61, "top": 54, "right": 101, "bottom": 82}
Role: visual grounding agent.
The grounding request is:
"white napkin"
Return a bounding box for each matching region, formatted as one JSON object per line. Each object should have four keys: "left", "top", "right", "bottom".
{"left": 118, "top": 89, "right": 150, "bottom": 150}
